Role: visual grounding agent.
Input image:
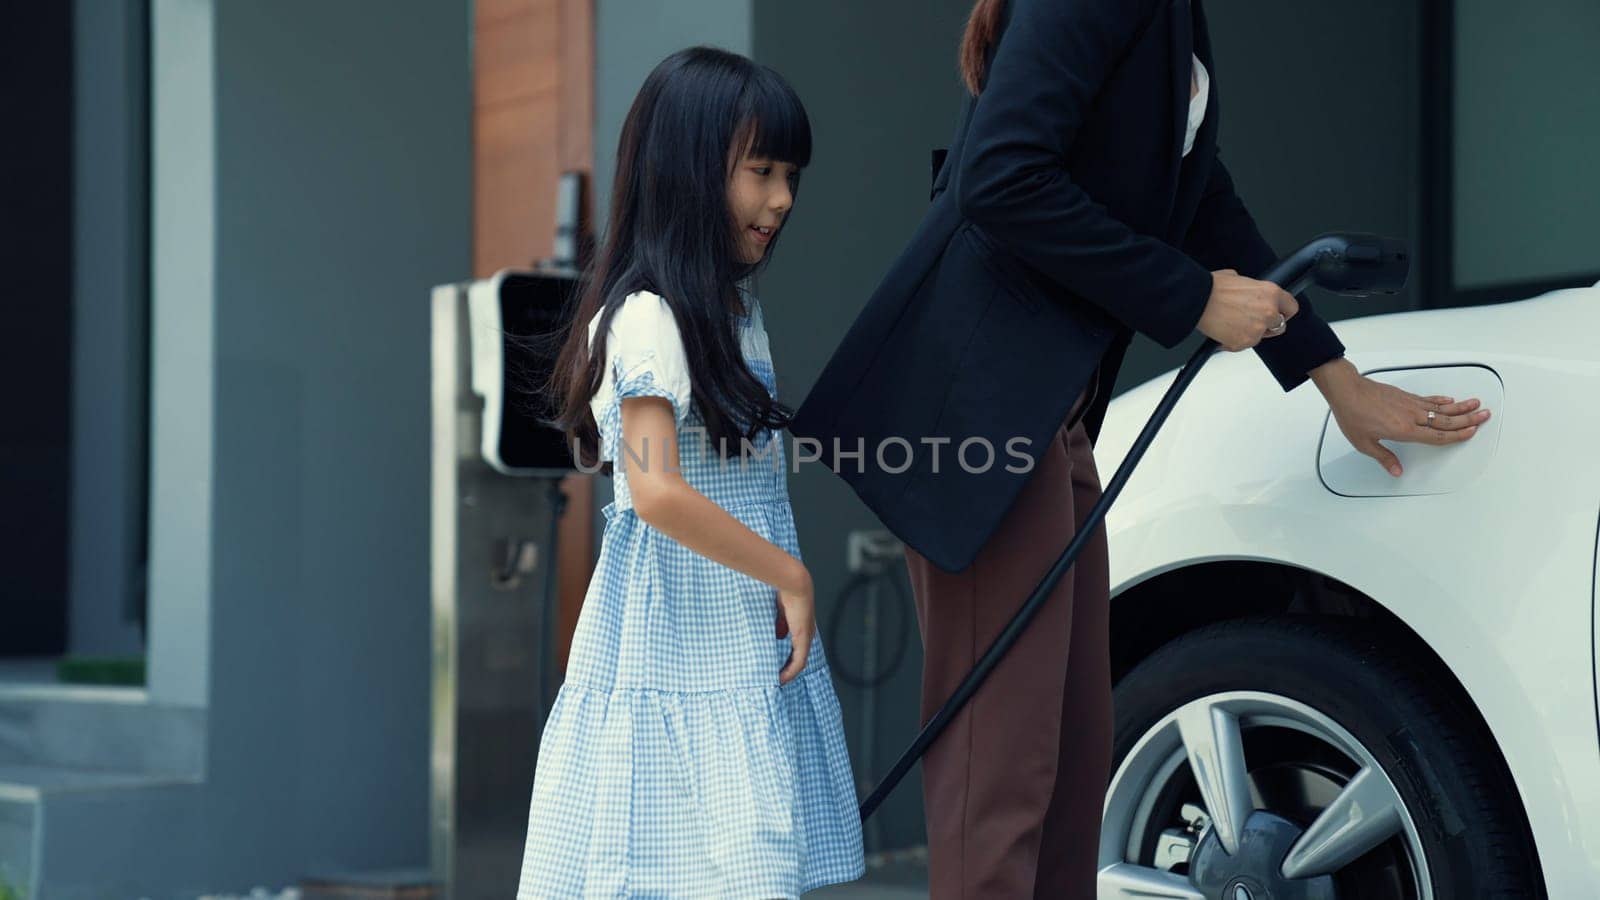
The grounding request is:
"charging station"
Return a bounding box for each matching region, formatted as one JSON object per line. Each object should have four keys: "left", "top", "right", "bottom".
{"left": 428, "top": 264, "right": 581, "bottom": 900}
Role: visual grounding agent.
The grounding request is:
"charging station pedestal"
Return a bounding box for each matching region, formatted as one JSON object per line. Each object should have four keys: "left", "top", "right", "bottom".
{"left": 428, "top": 268, "right": 580, "bottom": 900}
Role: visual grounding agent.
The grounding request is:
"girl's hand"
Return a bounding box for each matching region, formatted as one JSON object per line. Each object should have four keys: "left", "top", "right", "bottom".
{"left": 1311, "top": 358, "right": 1492, "bottom": 477}
{"left": 776, "top": 563, "right": 815, "bottom": 685}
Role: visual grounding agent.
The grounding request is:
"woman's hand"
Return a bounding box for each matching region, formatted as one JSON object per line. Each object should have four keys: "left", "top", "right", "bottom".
{"left": 1198, "top": 269, "right": 1300, "bottom": 351}
{"left": 775, "top": 561, "right": 815, "bottom": 686}
{"left": 1310, "top": 358, "right": 1492, "bottom": 477}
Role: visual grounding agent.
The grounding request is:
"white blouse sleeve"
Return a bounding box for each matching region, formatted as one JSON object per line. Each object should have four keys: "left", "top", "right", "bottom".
{"left": 601, "top": 290, "right": 695, "bottom": 427}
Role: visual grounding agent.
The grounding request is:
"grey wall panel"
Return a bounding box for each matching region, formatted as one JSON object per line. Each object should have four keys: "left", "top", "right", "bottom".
{"left": 196, "top": 0, "right": 470, "bottom": 884}
{"left": 1455, "top": 0, "right": 1600, "bottom": 289}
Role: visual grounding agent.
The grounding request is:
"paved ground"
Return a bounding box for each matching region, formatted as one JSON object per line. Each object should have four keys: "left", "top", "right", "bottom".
{"left": 804, "top": 858, "right": 929, "bottom": 899}
{"left": 805, "top": 881, "right": 927, "bottom": 899}
{"left": 177, "top": 859, "right": 931, "bottom": 900}
{"left": 180, "top": 872, "right": 931, "bottom": 900}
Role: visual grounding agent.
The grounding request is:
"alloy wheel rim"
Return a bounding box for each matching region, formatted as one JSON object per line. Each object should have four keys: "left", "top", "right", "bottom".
{"left": 1098, "top": 690, "right": 1432, "bottom": 900}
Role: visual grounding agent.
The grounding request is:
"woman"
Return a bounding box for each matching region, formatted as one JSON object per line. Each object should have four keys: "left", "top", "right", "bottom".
{"left": 790, "top": 0, "right": 1491, "bottom": 896}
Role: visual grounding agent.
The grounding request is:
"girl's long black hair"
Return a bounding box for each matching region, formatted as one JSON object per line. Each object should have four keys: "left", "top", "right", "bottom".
{"left": 547, "top": 46, "right": 813, "bottom": 472}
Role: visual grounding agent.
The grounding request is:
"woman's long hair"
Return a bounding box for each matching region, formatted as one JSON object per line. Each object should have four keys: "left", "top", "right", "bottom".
{"left": 959, "top": 0, "right": 1007, "bottom": 95}
{"left": 544, "top": 46, "right": 812, "bottom": 473}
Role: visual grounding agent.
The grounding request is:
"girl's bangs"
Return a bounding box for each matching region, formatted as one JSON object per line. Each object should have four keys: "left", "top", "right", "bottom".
{"left": 736, "top": 72, "right": 813, "bottom": 168}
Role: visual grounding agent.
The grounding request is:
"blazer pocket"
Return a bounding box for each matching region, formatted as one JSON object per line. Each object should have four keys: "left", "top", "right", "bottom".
{"left": 960, "top": 222, "right": 1042, "bottom": 313}
{"left": 962, "top": 219, "right": 1124, "bottom": 343}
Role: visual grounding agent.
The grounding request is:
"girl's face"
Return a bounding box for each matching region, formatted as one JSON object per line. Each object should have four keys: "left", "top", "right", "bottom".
{"left": 727, "top": 149, "right": 798, "bottom": 265}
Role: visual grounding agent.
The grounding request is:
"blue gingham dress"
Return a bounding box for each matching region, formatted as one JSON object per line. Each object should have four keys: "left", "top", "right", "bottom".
{"left": 516, "top": 289, "right": 865, "bottom": 898}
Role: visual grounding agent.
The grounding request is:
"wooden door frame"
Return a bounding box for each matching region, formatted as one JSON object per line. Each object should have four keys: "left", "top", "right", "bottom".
{"left": 473, "top": 0, "right": 595, "bottom": 673}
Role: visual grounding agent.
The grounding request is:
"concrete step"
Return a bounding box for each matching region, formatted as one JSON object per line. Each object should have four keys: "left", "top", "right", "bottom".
{"left": 0, "top": 788, "right": 39, "bottom": 900}
{"left": 0, "top": 690, "right": 204, "bottom": 778}
{"left": 0, "top": 761, "right": 204, "bottom": 900}
{"left": 0, "top": 763, "right": 196, "bottom": 794}
{"left": 0, "top": 688, "right": 209, "bottom": 898}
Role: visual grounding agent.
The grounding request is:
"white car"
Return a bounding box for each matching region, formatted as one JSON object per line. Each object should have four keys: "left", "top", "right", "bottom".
{"left": 1091, "top": 281, "right": 1600, "bottom": 899}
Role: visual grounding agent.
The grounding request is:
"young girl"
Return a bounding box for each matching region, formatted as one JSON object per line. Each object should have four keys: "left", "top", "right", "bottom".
{"left": 517, "top": 47, "right": 865, "bottom": 898}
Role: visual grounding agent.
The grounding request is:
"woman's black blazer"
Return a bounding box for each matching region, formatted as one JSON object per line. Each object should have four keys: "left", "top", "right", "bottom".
{"left": 789, "top": 0, "right": 1346, "bottom": 573}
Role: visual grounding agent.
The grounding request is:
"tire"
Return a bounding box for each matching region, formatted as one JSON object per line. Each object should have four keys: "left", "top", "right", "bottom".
{"left": 1108, "top": 615, "right": 1546, "bottom": 899}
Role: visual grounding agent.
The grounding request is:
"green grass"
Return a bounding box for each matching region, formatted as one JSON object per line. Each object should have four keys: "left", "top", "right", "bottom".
{"left": 0, "top": 869, "right": 26, "bottom": 900}
{"left": 55, "top": 655, "right": 146, "bottom": 687}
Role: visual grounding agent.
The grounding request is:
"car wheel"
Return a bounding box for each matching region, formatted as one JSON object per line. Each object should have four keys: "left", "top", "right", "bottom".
{"left": 1098, "top": 616, "right": 1545, "bottom": 899}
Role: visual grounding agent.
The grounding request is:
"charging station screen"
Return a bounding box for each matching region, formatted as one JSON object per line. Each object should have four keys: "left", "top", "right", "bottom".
{"left": 496, "top": 272, "right": 580, "bottom": 472}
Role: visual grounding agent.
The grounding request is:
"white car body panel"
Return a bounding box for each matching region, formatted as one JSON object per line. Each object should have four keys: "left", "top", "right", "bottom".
{"left": 1093, "top": 283, "right": 1600, "bottom": 893}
